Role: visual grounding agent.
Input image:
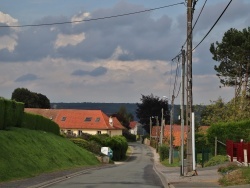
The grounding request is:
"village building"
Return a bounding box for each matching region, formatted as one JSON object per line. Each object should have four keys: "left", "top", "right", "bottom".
{"left": 24, "top": 108, "right": 126, "bottom": 137}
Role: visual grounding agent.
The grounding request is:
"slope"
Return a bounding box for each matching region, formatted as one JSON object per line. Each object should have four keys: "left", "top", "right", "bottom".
{"left": 0, "top": 127, "right": 100, "bottom": 182}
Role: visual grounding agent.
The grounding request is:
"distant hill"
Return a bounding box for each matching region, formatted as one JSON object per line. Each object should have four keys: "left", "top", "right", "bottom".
{"left": 51, "top": 102, "right": 138, "bottom": 119}
{"left": 50, "top": 102, "right": 184, "bottom": 122}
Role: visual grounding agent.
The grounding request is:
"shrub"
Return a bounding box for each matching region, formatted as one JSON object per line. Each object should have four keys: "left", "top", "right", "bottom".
{"left": 218, "top": 162, "right": 239, "bottom": 174}
{"left": 159, "top": 144, "right": 169, "bottom": 161}
{"left": 70, "top": 138, "right": 101, "bottom": 155}
{"left": 204, "top": 155, "right": 229, "bottom": 167}
{"left": 122, "top": 130, "right": 136, "bottom": 142}
{"left": 106, "top": 136, "right": 128, "bottom": 161}
{"left": 89, "top": 134, "right": 109, "bottom": 146}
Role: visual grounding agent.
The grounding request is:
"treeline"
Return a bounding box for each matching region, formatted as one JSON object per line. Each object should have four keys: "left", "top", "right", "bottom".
{"left": 0, "top": 97, "right": 59, "bottom": 135}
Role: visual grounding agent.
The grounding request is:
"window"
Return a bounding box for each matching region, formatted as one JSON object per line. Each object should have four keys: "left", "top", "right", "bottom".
{"left": 95, "top": 117, "right": 100, "bottom": 122}
{"left": 97, "top": 131, "right": 101, "bottom": 135}
{"left": 84, "top": 117, "right": 92, "bottom": 122}
{"left": 61, "top": 117, "right": 66, "bottom": 121}
{"left": 78, "top": 130, "right": 82, "bottom": 136}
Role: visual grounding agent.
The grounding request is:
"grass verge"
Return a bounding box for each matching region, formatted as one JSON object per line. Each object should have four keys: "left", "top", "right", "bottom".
{"left": 218, "top": 162, "right": 250, "bottom": 186}
{"left": 0, "top": 127, "right": 100, "bottom": 182}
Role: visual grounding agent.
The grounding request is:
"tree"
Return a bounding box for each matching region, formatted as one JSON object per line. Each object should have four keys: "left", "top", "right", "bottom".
{"left": 210, "top": 27, "right": 250, "bottom": 98}
{"left": 112, "top": 106, "right": 134, "bottom": 129}
{"left": 200, "top": 96, "right": 250, "bottom": 125}
{"left": 11, "top": 88, "right": 50, "bottom": 108}
{"left": 136, "top": 94, "right": 170, "bottom": 133}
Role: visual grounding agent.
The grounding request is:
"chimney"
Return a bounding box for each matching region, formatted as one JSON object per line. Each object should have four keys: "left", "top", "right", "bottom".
{"left": 109, "top": 116, "right": 113, "bottom": 127}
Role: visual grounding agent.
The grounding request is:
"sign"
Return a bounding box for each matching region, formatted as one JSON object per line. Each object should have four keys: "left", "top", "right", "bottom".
{"left": 101, "top": 147, "right": 113, "bottom": 159}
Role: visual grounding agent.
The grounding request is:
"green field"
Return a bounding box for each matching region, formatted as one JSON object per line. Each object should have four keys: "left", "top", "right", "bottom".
{"left": 0, "top": 127, "right": 100, "bottom": 182}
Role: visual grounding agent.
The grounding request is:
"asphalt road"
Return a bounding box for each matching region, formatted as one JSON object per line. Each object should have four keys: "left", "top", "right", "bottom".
{"left": 45, "top": 142, "right": 164, "bottom": 188}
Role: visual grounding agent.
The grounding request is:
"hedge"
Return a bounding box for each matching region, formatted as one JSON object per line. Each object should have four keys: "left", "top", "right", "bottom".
{"left": 106, "top": 136, "right": 128, "bottom": 161}
{"left": 21, "top": 112, "right": 60, "bottom": 135}
{"left": 0, "top": 98, "right": 24, "bottom": 130}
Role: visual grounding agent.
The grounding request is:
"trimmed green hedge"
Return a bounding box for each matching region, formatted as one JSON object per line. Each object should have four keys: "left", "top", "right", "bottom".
{"left": 0, "top": 98, "right": 24, "bottom": 130}
{"left": 207, "top": 120, "right": 250, "bottom": 154}
{"left": 21, "top": 112, "right": 60, "bottom": 135}
{"left": 106, "top": 135, "right": 128, "bottom": 161}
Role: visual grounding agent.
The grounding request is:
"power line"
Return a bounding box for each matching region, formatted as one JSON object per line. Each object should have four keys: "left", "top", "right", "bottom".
{"left": 0, "top": 2, "right": 185, "bottom": 28}
{"left": 192, "top": 0, "right": 232, "bottom": 51}
{"left": 181, "top": 0, "right": 207, "bottom": 50}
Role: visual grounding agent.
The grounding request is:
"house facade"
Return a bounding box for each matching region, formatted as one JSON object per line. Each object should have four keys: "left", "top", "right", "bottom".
{"left": 24, "top": 108, "right": 126, "bottom": 137}
{"left": 151, "top": 124, "right": 209, "bottom": 147}
{"left": 129, "top": 121, "right": 145, "bottom": 136}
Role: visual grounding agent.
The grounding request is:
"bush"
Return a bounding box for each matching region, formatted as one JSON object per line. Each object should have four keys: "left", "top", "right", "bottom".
{"left": 106, "top": 136, "right": 128, "bottom": 161}
{"left": 206, "top": 120, "right": 250, "bottom": 155}
{"left": 218, "top": 162, "right": 239, "bottom": 174}
{"left": 204, "top": 155, "right": 229, "bottom": 167}
{"left": 89, "top": 134, "right": 109, "bottom": 146}
{"left": 159, "top": 144, "right": 169, "bottom": 161}
{"left": 122, "top": 130, "right": 136, "bottom": 142}
{"left": 70, "top": 138, "right": 101, "bottom": 155}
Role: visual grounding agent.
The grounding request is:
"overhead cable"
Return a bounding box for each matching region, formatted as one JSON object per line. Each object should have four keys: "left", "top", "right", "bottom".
{"left": 0, "top": 2, "right": 185, "bottom": 28}
{"left": 192, "top": 0, "right": 232, "bottom": 51}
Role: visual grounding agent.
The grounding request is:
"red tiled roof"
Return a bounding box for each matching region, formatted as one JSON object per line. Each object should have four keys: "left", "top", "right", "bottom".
{"left": 24, "top": 108, "right": 126, "bottom": 130}
{"left": 151, "top": 124, "right": 187, "bottom": 147}
{"left": 151, "top": 124, "right": 209, "bottom": 146}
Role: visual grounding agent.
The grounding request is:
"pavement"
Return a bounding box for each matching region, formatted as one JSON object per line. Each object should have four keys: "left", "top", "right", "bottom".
{"left": 150, "top": 145, "right": 250, "bottom": 188}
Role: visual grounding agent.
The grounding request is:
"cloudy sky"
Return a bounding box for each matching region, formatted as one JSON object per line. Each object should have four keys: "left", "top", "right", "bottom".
{"left": 0, "top": 0, "right": 249, "bottom": 104}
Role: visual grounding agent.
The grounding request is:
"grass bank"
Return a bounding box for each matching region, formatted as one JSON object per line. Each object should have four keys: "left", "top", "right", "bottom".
{"left": 0, "top": 127, "right": 100, "bottom": 182}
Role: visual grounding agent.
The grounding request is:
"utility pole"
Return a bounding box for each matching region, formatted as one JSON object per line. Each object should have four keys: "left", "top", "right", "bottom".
{"left": 160, "top": 108, "right": 164, "bottom": 145}
{"left": 180, "top": 49, "right": 185, "bottom": 176}
{"left": 150, "top": 117, "right": 152, "bottom": 141}
{"left": 186, "top": 0, "right": 194, "bottom": 173}
{"left": 169, "top": 94, "right": 174, "bottom": 164}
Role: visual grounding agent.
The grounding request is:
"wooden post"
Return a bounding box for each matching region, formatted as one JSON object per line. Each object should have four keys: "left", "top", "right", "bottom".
{"left": 215, "top": 137, "right": 217, "bottom": 156}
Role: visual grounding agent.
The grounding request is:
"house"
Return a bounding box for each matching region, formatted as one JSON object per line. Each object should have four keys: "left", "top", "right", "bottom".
{"left": 151, "top": 124, "right": 209, "bottom": 147}
{"left": 24, "top": 108, "right": 126, "bottom": 137}
{"left": 151, "top": 124, "right": 187, "bottom": 147}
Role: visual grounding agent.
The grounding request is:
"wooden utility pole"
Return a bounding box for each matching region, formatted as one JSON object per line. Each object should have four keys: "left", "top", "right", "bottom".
{"left": 180, "top": 49, "right": 185, "bottom": 176}
{"left": 169, "top": 94, "right": 174, "bottom": 164}
{"left": 186, "top": 0, "right": 194, "bottom": 173}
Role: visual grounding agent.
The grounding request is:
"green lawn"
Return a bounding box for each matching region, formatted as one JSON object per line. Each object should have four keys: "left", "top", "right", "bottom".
{"left": 0, "top": 127, "right": 100, "bottom": 182}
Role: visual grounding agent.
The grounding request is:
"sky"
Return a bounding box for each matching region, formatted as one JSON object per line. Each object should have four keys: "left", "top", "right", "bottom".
{"left": 0, "top": 0, "right": 250, "bottom": 105}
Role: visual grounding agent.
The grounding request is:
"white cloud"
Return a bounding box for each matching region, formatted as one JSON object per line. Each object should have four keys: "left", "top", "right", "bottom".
{"left": 110, "top": 46, "right": 131, "bottom": 60}
{"left": 0, "top": 12, "right": 18, "bottom": 26}
{"left": 54, "top": 33, "right": 85, "bottom": 48}
{"left": 71, "top": 12, "right": 91, "bottom": 25}
{"left": 0, "top": 35, "right": 17, "bottom": 52}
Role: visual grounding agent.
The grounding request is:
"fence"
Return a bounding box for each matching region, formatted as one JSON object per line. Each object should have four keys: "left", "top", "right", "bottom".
{"left": 226, "top": 140, "right": 250, "bottom": 166}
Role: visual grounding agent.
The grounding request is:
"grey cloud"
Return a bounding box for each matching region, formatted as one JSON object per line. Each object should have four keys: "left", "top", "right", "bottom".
{"left": 72, "top": 66, "right": 107, "bottom": 77}
{"left": 0, "top": 1, "right": 183, "bottom": 62}
{"left": 15, "top": 73, "right": 39, "bottom": 82}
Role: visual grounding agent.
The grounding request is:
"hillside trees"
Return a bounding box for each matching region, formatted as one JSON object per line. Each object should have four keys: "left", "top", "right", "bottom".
{"left": 201, "top": 96, "right": 250, "bottom": 125}
{"left": 136, "top": 94, "right": 170, "bottom": 133}
{"left": 11, "top": 88, "right": 50, "bottom": 108}
{"left": 112, "top": 106, "right": 134, "bottom": 129}
{"left": 210, "top": 27, "right": 250, "bottom": 98}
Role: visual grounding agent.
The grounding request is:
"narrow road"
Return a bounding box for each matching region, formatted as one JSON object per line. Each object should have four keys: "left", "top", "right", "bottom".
{"left": 46, "top": 142, "right": 164, "bottom": 188}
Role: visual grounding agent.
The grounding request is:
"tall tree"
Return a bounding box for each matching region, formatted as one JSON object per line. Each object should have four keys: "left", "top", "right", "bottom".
{"left": 136, "top": 94, "right": 170, "bottom": 134}
{"left": 210, "top": 27, "right": 250, "bottom": 98}
{"left": 11, "top": 88, "right": 50, "bottom": 108}
{"left": 112, "top": 106, "right": 134, "bottom": 129}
